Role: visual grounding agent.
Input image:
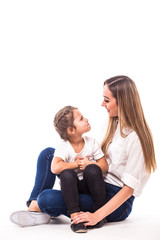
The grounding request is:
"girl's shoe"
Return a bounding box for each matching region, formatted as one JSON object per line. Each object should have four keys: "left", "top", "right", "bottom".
{"left": 70, "top": 222, "right": 87, "bottom": 233}
{"left": 87, "top": 218, "right": 107, "bottom": 229}
{"left": 10, "top": 211, "right": 51, "bottom": 227}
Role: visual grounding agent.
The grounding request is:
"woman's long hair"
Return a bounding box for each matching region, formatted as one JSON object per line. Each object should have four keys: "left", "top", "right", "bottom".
{"left": 101, "top": 75, "right": 156, "bottom": 174}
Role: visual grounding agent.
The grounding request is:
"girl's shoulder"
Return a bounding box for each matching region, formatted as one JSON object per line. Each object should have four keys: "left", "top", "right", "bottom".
{"left": 83, "top": 135, "right": 98, "bottom": 144}
{"left": 83, "top": 136, "right": 101, "bottom": 150}
{"left": 55, "top": 139, "right": 69, "bottom": 149}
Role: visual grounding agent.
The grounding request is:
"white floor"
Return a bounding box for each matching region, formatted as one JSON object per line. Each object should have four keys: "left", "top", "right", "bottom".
{"left": 1, "top": 172, "right": 160, "bottom": 240}
{"left": 1, "top": 211, "right": 160, "bottom": 240}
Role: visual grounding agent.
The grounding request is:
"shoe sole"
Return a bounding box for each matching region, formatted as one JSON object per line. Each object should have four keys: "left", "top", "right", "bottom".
{"left": 10, "top": 211, "right": 51, "bottom": 227}
{"left": 75, "top": 229, "right": 87, "bottom": 233}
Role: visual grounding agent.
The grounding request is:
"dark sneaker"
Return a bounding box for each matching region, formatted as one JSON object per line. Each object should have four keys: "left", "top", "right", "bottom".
{"left": 71, "top": 222, "right": 87, "bottom": 233}
{"left": 10, "top": 211, "right": 51, "bottom": 227}
{"left": 87, "top": 218, "right": 107, "bottom": 229}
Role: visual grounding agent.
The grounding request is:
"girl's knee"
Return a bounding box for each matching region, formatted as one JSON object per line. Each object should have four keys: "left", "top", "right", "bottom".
{"left": 83, "top": 164, "right": 102, "bottom": 180}
{"left": 84, "top": 164, "right": 101, "bottom": 175}
{"left": 60, "top": 169, "right": 76, "bottom": 180}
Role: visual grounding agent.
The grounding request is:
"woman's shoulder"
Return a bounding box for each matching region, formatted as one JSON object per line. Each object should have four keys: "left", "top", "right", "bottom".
{"left": 121, "top": 125, "right": 139, "bottom": 140}
{"left": 128, "top": 129, "right": 140, "bottom": 141}
{"left": 125, "top": 129, "right": 142, "bottom": 153}
{"left": 119, "top": 126, "right": 141, "bottom": 148}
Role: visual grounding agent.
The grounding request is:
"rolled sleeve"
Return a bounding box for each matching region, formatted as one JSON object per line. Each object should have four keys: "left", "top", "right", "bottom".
{"left": 122, "top": 173, "right": 141, "bottom": 190}
{"left": 104, "top": 125, "right": 150, "bottom": 197}
{"left": 121, "top": 134, "right": 149, "bottom": 196}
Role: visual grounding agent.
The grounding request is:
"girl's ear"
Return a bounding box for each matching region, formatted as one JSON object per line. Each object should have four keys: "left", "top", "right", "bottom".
{"left": 67, "top": 127, "right": 75, "bottom": 136}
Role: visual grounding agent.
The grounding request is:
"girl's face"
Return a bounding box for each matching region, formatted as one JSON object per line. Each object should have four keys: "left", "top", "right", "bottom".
{"left": 102, "top": 84, "right": 118, "bottom": 117}
{"left": 73, "top": 109, "right": 91, "bottom": 135}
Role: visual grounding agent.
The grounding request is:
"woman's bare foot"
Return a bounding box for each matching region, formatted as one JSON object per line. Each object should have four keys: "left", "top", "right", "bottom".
{"left": 28, "top": 200, "right": 41, "bottom": 212}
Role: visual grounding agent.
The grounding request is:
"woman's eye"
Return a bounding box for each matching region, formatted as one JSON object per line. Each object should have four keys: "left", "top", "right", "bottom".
{"left": 104, "top": 100, "right": 109, "bottom": 103}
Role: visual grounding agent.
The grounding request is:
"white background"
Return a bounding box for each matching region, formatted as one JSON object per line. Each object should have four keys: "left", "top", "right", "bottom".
{"left": 0, "top": 0, "right": 160, "bottom": 227}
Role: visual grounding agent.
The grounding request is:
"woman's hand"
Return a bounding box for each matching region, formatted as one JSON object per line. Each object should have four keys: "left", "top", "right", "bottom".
{"left": 72, "top": 211, "right": 100, "bottom": 226}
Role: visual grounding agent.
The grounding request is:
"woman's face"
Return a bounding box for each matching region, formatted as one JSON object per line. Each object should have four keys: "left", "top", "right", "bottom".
{"left": 102, "top": 84, "right": 118, "bottom": 117}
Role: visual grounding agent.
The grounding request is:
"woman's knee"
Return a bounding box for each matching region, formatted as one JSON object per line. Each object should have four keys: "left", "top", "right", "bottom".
{"left": 39, "top": 147, "right": 55, "bottom": 159}
{"left": 37, "top": 189, "right": 67, "bottom": 217}
{"left": 37, "top": 189, "right": 54, "bottom": 208}
{"left": 37, "top": 148, "right": 55, "bottom": 166}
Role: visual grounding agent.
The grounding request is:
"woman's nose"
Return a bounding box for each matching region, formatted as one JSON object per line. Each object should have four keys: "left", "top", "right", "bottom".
{"left": 101, "top": 100, "right": 105, "bottom": 107}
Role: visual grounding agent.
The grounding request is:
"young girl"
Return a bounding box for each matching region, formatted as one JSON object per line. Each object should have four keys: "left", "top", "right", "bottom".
{"left": 51, "top": 106, "right": 108, "bottom": 232}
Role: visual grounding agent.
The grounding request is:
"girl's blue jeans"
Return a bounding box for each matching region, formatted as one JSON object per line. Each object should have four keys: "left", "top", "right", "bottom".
{"left": 27, "top": 148, "right": 135, "bottom": 222}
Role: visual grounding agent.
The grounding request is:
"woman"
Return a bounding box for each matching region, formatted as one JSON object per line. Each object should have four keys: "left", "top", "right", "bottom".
{"left": 72, "top": 75, "right": 156, "bottom": 226}
{"left": 10, "top": 75, "right": 156, "bottom": 229}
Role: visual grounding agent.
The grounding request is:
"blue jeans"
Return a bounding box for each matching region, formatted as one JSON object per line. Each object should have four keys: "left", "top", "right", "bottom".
{"left": 27, "top": 147, "right": 56, "bottom": 206}
{"left": 28, "top": 148, "right": 135, "bottom": 222}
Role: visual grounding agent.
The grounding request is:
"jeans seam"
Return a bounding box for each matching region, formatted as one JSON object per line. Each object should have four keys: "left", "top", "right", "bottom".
{"left": 113, "top": 208, "right": 129, "bottom": 222}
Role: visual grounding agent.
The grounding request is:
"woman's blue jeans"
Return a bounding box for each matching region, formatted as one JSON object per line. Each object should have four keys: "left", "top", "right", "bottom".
{"left": 27, "top": 148, "right": 135, "bottom": 222}
{"left": 27, "top": 147, "right": 56, "bottom": 207}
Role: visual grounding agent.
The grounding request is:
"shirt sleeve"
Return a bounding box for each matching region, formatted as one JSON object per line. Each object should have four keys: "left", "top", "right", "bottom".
{"left": 121, "top": 133, "right": 149, "bottom": 195}
{"left": 54, "top": 141, "right": 68, "bottom": 161}
{"left": 92, "top": 138, "right": 104, "bottom": 160}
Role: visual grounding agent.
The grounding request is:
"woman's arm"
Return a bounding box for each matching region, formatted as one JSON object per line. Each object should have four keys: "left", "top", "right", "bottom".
{"left": 72, "top": 185, "right": 134, "bottom": 226}
{"left": 51, "top": 157, "right": 78, "bottom": 175}
{"left": 95, "top": 156, "right": 109, "bottom": 173}
{"left": 77, "top": 156, "right": 108, "bottom": 173}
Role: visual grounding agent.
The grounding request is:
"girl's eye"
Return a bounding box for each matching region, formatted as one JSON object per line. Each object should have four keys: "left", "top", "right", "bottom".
{"left": 104, "top": 100, "right": 109, "bottom": 103}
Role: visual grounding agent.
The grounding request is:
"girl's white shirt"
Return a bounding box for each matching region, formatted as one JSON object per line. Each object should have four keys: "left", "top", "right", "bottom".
{"left": 54, "top": 136, "right": 104, "bottom": 180}
{"left": 104, "top": 123, "right": 150, "bottom": 197}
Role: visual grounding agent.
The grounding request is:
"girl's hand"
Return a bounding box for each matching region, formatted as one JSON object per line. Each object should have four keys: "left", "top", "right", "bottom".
{"left": 72, "top": 211, "right": 99, "bottom": 226}
{"left": 74, "top": 158, "right": 80, "bottom": 168}
{"left": 77, "top": 157, "right": 91, "bottom": 170}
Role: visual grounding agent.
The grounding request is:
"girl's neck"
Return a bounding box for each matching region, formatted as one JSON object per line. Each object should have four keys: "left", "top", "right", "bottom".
{"left": 69, "top": 135, "right": 85, "bottom": 153}
{"left": 69, "top": 135, "right": 84, "bottom": 145}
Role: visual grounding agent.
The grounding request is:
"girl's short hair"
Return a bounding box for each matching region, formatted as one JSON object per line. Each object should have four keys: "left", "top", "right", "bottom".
{"left": 54, "top": 106, "right": 77, "bottom": 140}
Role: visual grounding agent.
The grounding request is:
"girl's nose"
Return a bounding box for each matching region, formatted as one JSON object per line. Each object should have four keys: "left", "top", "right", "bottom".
{"left": 85, "top": 118, "right": 88, "bottom": 122}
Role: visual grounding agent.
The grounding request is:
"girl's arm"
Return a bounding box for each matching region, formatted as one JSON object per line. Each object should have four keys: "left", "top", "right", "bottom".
{"left": 51, "top": 157, "right": 78, "bottom": 175}
{"left": 72, "top": 185, "right": 134, "bottom": 226}
{"left": 77, "top": 156, "right": 108, "bottom": 173}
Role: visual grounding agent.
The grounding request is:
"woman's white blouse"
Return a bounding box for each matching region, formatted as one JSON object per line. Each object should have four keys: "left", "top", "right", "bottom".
{"left": 104, "top": 123, "right": 150, "bottom": 197}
